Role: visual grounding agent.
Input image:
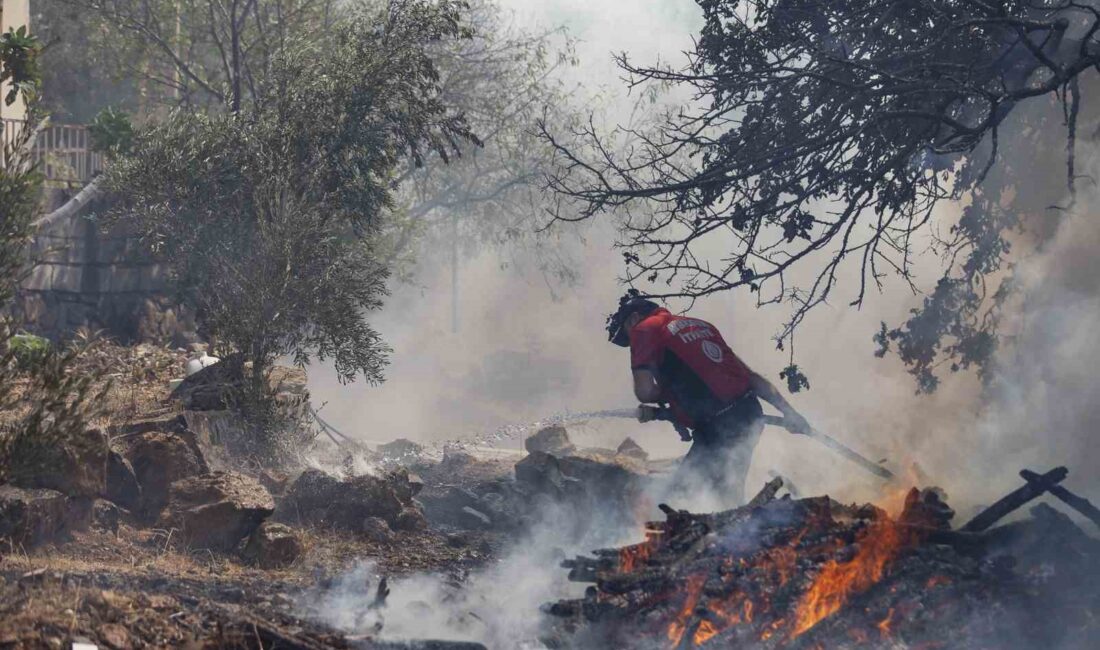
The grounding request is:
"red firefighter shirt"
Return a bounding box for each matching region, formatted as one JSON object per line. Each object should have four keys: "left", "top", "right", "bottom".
{"left": 629, "top": 308, "right": 752, "bottom": 426}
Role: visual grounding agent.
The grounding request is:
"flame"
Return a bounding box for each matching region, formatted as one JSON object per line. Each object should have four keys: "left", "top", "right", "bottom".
{"left": 693, "top": 619, "right": 719, "bottom": 645}
{"left": 789, "top": 519, "right": 906, "bottom": 637}
{"left": 877, "top": 607, "right": 896, "bottom": 638}
{"left": 667, "top": 573, "right": 706, "bottom": 646}
{"left": 620, "top": 527, "right": 662, "bottom": 573}
{"left": 760, "top": 618, "right": 785, "bottom": 641}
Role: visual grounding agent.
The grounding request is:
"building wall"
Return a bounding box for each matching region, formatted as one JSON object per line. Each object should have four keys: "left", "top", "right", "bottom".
{"left": 0, "top": 0, "right": 31, "bottom": 122}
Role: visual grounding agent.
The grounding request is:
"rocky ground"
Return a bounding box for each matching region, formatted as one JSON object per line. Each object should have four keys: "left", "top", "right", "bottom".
{"left": 0, "top": 341, "right": 654, "bottom": 649}
{"left": 0, "top": 342, "right": 507, "bottom": 649}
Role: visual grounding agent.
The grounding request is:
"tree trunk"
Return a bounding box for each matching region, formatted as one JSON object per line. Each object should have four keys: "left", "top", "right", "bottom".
{"left": 250, "top": 341, "right": 266, "bottom": 400}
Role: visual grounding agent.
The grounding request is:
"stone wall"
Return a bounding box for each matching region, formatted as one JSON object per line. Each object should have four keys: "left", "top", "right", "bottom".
{"left": 10, "top": 191, "right": 196, "bottom": 344}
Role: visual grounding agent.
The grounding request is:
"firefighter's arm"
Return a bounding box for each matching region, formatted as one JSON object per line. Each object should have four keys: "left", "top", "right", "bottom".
{"left": 632, "top": 368, "right": 662, "bottom": 404}
{"left": 748, "top": 371, "right": 810, "bottom": 433}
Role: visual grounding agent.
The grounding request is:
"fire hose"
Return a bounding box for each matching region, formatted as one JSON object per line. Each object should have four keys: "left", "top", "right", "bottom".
{"left": 608, "top": 405, "right": 895, "bottom": 481}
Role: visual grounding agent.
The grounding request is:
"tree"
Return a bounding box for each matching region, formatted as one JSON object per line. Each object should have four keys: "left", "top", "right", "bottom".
{"left": 543, "top": 0, "right": 1100, "bottom": 391}
{"left": 45, "top": 0, "right": 585, "bottom": 327}
{"left": 55, "top": 0, "right": 340, "bottom": 114}
{"left": 376, "top": 0, "right": 581, "bottom": 329}
{"left": 1, "top": 26, "right": 43, "bottom": 309}
{"left": 101, "top": 1, "right": 477, "bottom": 402}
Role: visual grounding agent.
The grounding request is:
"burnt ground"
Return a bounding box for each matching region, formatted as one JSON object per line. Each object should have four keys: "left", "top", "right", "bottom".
{"left": 0, "top": 340, "right": 512, "bottom": 649}
{"left": 0, "top": 523, "right": 502, "bottom": 649}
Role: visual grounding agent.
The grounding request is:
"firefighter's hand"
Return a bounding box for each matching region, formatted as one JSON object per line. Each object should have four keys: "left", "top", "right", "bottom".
{"left": 783, "top": 410, "right": 811, "bottom": 435}
{"left": 637, "top": 404, "right": 660, "bottom": 423}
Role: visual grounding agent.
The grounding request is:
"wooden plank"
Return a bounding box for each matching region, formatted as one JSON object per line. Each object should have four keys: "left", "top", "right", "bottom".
{"left": 1020, "top": 469, "right": 1100, "bottom": 530}
{"left": 960, "top": 467, "right": 1068, "bottom": 532}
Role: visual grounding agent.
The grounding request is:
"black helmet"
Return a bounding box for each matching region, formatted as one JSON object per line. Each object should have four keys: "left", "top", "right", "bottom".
{"left": 606, "top": 292, "right": 660, "bottom": 347}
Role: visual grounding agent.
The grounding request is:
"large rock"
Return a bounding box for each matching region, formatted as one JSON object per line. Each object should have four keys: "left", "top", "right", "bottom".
{"left": 6, "top": 428, "right": 108, "bottom": 498}
{"left": 515, "top": 451, "right": 566, "bottom": 493}
{"left": 0, "top": 485, "right": 91, "bottom": 546}
{"left": 514, "top": 450, "right": 645, "bottom": 533}
{"left": 169, "top": 354, "right": 242, "bottom": 411}
{"left": 273, "top": 469, "right": 422, "bottom": 533}
{"left": 121, "top": 426, "right": 208, "bottom": 519}
{"left": 158, "top": 471, "right": 274, "bottom": 551}
{"left": 616, "top": 437, "right": 649, "bottom": 462}
{"left": 524, "top": 425, "right": 576, "bottom": 457}
{"left": 170, "top": 357, "right": 310, "bottom": 419}
{"left": 242, "top": 521, "right": 303, "bottom": 569}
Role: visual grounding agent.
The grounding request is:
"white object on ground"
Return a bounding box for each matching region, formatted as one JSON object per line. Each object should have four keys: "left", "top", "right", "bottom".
{"left": 185, "top": 352, "right": 220, "bottom": 376}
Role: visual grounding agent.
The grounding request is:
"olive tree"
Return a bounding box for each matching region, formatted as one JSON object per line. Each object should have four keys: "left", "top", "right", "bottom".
{"left": 102, "top": 1, "right": 478, "bottom": 400}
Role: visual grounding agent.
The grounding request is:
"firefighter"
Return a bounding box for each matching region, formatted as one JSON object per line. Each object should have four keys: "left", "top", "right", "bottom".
{"left": 606, "top": 295, "right": 809, "bottom": 504}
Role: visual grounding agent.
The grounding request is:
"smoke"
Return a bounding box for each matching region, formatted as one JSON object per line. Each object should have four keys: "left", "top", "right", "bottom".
{"left": 301, "top": 1, "right": 1100, "bottom": 646}
{"left": 303, "top": 499, "right": 637, "bottom": 647}
{"left": 303, "top": 0, "right": 1100, "bottom": 513}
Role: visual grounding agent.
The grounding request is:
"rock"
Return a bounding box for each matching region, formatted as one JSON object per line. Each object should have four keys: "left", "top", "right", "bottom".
{"left": 515, "top": 452, "right": 565, "bottom": 493}
{"left": 514, "top": 450, "right": 644, "bottom": 533}
{"left": 419, "top": 486, "right": 487, "bottom": 529}
{"left": 393, "top": 507, "right": 429, "bottom": 532}
{"left": 386, "top": 467, "right": 424, "bottom": 501}
{"left": 273, "top": 469, "right": 421, "bottom": 533}
{"left": 158, "top": 471, "right": 274, "bottom": 551}
{"left": 524, "top": 425, "right": 576, "bottom": 457}
{"left": 378, "top": 438, "right": 424, "bottom": 465}
{"left": 557, "top": 455, "right": 639, "bottom": 498}
{"left": 360, "top": 516, "right": 393, "bottom": 543}
{"left": 105, "top": 451, "right": 142, "bottom": 512}
{"left": 6, "top": 428, "right": 108, "bottom": 498}
{"left": 242, "top": 522, "right": 303, "bottom": 569}
{"left": 96, "top": 622, "right": 132, "bottom": 650}
{"left": 258, "top": 469, "right": 290, "bottom": 497}
{"left": 122, "top": 429, "right": 208, "bottom": 519}
{"left": 615, "top": 437, "right": 649, "bottom": 461}
{"left": 445, "top": 531, "right": 471, "bottom": 547}
{"left": 169, "top": 354, "right": 242, "bottom": 410}
{"left": 91, "top": 499, "right": 123, "bottom": 534}
{"left": 441, "top": 448, "right": 476, "bottom": 468}
{"left": 0, "top": 486, "right": 91, "bottom": 546}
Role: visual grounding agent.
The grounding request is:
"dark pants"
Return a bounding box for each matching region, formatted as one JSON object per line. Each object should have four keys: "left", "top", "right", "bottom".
{"left": 675, "top": 395, "right": 764, "bottom": 507}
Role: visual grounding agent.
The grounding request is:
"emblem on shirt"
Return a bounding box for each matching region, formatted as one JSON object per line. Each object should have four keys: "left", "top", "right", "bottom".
{"left": 702, "top": 339, "right": 723, "bottom": 363}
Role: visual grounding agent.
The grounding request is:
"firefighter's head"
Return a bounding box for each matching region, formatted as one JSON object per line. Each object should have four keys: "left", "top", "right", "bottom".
{"left": 606, "top": 293, "right": 660, "bottom": 347}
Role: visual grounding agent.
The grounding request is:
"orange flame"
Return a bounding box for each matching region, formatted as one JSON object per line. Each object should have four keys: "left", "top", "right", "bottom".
{"left": 877, "top": 607, "right": 896, "bottom": 638}
{"left": 789, "top": 519, "right": 906, "bottom": 637}
{"left": 667, "top": 573, "right": 706, "bottom": 646}
{"left": 620, "top": 528, "right": 662, "bottom": 573}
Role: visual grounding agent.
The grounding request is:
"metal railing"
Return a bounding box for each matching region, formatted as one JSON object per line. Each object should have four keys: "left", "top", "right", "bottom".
{"left": 2, "top": 118, "right": 106, "bottom": 184}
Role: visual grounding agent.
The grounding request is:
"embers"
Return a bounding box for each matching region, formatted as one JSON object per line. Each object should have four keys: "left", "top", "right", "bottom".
{"left": 544, "top": 468, "right": 1100, "bottom": 649}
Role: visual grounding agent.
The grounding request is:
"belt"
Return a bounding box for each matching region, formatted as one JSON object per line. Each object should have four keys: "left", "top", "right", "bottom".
{"left": 708, "top": 389, "right": 758, "bottom": 422}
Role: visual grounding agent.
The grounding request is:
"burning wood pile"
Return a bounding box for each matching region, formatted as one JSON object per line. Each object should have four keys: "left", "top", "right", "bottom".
{"left": 544, "top": 468, "right": 1099, "bottom": 649}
